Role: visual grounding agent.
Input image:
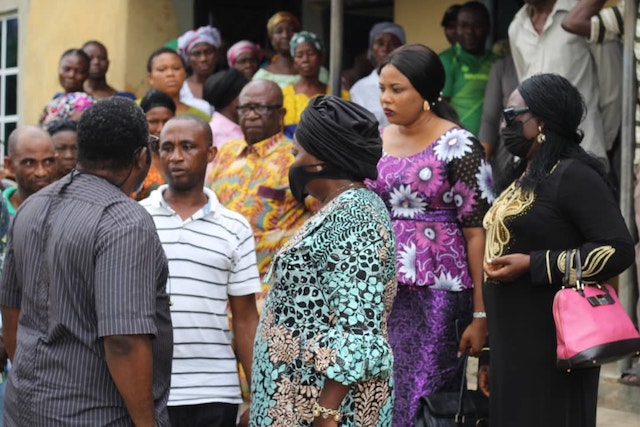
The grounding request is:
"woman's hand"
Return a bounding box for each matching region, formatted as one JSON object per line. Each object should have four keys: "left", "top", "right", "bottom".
{"left": 459, "top": 318, "right": 487, "bottom": 357}
{"left": 484, "top": 253, "right": 530, "bottom": 283}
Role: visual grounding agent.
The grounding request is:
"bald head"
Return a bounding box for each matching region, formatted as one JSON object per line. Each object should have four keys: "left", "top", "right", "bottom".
{"left": 164, "top": 114, "right": 213, "bottom": 146}
{"left": 7, "top": 125, "right": 53, "bottom": 156}
{"left": 5, "top": 125, "right": 57, "bottom": 202}
{"left": 238, "top": 79, "right": 285, "bottom": 144}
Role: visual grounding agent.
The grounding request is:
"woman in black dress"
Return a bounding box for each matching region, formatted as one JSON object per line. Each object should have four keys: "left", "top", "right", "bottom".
{"left": 482, "top": 73, "right": 634, "bottom": 427}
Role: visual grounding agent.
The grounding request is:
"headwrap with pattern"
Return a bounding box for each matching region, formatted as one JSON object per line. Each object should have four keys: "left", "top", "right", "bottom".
{"left": 177, "top": 25, "right": 222, "bottom": 62}
{"left": 289, "top": 31, "right": 323, "bottom": 57}
{"left": 227, "top": 40, "right": 262, "bottom": 67}
{"left": 266, "top": 11, "right": 300, "bottom": 37}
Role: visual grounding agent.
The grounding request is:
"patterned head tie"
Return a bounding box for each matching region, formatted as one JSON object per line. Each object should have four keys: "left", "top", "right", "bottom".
{"left": 289, "top": 31, "right": 323, "bottom": 57}
{"left": 177, "top": 25, "right": 222, "bottom": 62}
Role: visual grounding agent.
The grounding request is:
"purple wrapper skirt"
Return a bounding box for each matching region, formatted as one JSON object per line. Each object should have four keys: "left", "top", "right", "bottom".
{"left": 388, "top": 285, "right": 472, "bottom": 427}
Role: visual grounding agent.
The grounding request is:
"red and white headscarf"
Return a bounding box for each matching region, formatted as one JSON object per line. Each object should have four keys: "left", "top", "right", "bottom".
{"left": 226, "top": 40, "right": 261, "bottom": 67}
{"left": 177, "top": 25, "right": 221, "bottom": 62}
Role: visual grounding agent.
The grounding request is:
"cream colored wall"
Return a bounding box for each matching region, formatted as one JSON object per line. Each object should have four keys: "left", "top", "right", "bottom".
{"left": 22, "top": 0, "right": 178, "bottom": 125}
{"left": 395, "top": 0, "right": 464, "bottom": 53}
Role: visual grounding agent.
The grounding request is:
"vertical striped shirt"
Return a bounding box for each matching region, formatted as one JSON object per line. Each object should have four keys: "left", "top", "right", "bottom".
{"left": 140, "top": 186, "right": 261, "bottom": 406}
{"left": 0, "top": 171, "right": 173, "bottom": 426}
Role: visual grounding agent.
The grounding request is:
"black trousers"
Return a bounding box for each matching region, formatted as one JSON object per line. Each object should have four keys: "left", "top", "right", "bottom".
{"left": 168, "top": 402, "right": 238, "bottom": 427}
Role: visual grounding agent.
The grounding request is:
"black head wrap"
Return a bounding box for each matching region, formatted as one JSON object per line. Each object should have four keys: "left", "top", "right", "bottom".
{"left": 519, "top": 73, "right": 585, "bottom": 144}
{"left": 295, "top": 95, "right": 382, "bottom": 180}
{"left": 203, "top": 69, "right": 249, "bottom": 110}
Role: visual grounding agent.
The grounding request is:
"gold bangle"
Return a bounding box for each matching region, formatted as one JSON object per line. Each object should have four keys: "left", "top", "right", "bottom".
{"left": 312, "top": 401, "right": 341, "bottom": 422}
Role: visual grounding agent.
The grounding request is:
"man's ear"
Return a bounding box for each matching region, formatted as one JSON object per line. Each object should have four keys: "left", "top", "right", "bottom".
{"left": 4, "top": 157, "right": 12, "bottom": 174}
{"left": 135, "top": 145, "right": 151, "bottom": 169}
{"left": 207, "top": 146, "right": 217, "bottom": 163}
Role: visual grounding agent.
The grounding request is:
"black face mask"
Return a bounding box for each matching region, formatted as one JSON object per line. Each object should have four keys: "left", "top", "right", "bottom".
{"left": 501, "top": 121, "right": 534, "bottom": 159}
{"left": 288, "top": 162, "right": 352, "bottom": 202}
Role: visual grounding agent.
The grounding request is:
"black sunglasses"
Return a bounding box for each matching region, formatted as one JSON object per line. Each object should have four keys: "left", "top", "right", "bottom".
{"left": 502, "top": 107, "right": 530, "bottom": 126}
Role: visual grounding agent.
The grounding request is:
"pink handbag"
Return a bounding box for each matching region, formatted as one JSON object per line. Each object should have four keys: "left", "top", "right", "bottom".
{"left": 553, "top": 249, "right": 640, "bottom": 371}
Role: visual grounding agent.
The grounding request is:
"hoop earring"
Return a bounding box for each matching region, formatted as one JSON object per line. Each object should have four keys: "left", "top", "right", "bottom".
{"left": 423, "top": 100, "right": 431, "bottom": 111}
{"left": 536, "top": 126, "right": 546, "bottom": 144}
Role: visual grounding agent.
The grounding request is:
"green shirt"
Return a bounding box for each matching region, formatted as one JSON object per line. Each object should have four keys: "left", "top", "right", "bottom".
{"left": 3, "top": 187, "right": 17, "bottom": 216}
{"left": 440, "top": 43, "right": 499, "bottom": 135}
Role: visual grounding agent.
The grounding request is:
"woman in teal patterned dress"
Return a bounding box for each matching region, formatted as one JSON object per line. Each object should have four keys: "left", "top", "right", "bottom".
{"left": 249, "top": 96, "right": 397, "bottom": 427}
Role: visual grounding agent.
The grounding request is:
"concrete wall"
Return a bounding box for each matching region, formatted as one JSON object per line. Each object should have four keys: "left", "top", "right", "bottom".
{"left": 21, "top": 0, "right": 179, "bottom": 125}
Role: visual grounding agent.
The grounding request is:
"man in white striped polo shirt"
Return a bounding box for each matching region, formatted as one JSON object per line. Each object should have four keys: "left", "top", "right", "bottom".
{"left": 141, "top": 114, "right": 260, "bottom": 426}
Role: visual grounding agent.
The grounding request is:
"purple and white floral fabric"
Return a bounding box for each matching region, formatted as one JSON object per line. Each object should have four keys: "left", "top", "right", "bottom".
{"left": 366, "top": 127, "right": 494, "bottom": 290}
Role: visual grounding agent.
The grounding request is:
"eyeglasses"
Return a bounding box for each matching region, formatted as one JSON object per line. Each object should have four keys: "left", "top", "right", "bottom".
{"left": 236, "top": 104, "right": 282, "bottom": 116}
{"left": 148, "top": 134, "right": 159, "bottom": 151}
{"left": 502, "top": 107, "right": 530, "bottom": 126}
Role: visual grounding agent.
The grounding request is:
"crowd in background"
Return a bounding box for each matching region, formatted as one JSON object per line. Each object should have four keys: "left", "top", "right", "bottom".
{"left": 0, "top": 1, "right": 636, "bottom": 427}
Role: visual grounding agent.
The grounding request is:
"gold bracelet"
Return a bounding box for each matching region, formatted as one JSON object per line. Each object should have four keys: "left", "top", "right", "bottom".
{"left": 312, "top": 401, "right": 341, "bottom": 422}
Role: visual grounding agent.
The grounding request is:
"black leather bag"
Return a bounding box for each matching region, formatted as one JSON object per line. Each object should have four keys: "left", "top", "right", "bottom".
{"left": 414, "top": 353, "right": 489, "bottom": 427}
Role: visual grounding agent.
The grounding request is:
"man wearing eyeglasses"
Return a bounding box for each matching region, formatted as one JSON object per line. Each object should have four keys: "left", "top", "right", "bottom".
{"left": 0, "top": 97, "right": 173, "bottom": 426}
{"left": 208, "top": 79, "right": 315, "bottom": 291}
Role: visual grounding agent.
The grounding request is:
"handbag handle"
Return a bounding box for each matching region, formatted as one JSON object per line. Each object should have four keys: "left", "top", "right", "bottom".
{"left": 454, "top": 352, "right": 469, "bottom": 423}
{"left": 563, "top": 248, "right": 583, "bottom": 288}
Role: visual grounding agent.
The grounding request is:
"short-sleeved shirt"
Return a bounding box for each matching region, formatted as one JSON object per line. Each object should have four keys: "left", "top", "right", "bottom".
{"left": 366, "top": 127, "right": 494, "bottom": 290}
{"left": 0, "top": 171, "right": 173, "bottom": 426}
{"left": 141, "top": 186, "right": 261, "bottom": 406}
{"left": 440, "top": 43, "right": 499, "bottom": 135}
{"left": 207, "top": 133, "right": 314, "bottom": 289}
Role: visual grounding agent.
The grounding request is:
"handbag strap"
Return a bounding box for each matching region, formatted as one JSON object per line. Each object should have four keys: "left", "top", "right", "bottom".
{"left": 563, "top": 248, "right": 582, "bottom": 287}
{"left": 455, "top": 352, "right": 469, "bottom": 422}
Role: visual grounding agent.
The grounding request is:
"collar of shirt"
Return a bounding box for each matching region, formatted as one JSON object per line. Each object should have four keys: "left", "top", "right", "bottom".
{"left": 238, "top": 132, "right": 289, "bottom": 158}
{"left": 523, "top": 0, "right": 573, "bottom": 30}
{"left": 453, "top": 43, "right": 496, "bottom": 65}
{"left": 147, "top": 184, "right": 220, "bottom": 219}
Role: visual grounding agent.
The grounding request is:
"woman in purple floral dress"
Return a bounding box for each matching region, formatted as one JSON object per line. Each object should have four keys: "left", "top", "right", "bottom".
{"left": 366, "top": 44, "right": 494, "bottom": 426}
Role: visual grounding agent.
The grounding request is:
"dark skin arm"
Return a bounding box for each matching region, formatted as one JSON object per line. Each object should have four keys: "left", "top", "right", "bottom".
{"left": 1, "top": 306, "right": 19, "bottom": 360}
{"left": 229, "top": 294, "right": 259, "bottom": 427}
{"left": 459, "top": 227, "right": 488, "bottom": 357}
{"left": 561, "top": 0, "right": 608, "bottom": 37}
{"left": 313, "top": 379, "right": 349, "bottom": 427}
{"left": 104, "top": 334, "right": 156, "bottom": 427}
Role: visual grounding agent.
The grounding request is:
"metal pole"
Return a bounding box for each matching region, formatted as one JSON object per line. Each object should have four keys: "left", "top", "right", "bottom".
{"left": 329, "top": 0, "right": 343, "bottom": 97}
{"left": 617, "top": 0, "right": 638, "bottom": 374}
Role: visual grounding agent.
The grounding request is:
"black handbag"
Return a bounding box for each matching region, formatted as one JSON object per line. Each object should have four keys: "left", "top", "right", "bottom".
{"left": 414, "top": 353, "right": 489, "bottom": 427}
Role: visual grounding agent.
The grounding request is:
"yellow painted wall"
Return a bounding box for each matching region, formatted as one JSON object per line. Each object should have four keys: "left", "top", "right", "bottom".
{"left": 23, "top": 0, "right": 178, "bottom": 124}
{"left": 395, "top": 0, "right": 465, "bottom": 53}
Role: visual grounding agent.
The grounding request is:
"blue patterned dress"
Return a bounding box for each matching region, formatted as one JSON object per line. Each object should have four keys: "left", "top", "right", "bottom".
{"left": 366, "top": 127, "right": 494, "bottom": 426}
{"left": 249, "top": 188, "right": 397, "bottom": 427}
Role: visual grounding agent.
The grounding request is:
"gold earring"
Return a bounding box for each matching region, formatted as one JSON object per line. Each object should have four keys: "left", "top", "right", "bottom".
{"left": 537, "top": 126, "right": 546, "bottom": 144}
{"left": 423, "top": 100, "right": 430, "bottom": 111}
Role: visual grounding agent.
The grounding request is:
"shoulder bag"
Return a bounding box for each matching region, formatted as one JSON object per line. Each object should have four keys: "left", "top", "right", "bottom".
{"left": 414, "top": 352, "right": 489, "bottom": 427}
{"left": 553, "top": 248, "right": 640, "bottom": 371}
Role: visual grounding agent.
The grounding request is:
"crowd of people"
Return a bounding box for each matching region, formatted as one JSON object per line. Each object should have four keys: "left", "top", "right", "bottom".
{"left": 0, "top": 1, "right": 636, "bottom": 427}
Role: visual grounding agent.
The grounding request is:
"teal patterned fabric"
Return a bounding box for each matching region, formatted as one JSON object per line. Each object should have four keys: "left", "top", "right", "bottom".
{"left": 249, "top": 188, "right": 397, "bottom": 426}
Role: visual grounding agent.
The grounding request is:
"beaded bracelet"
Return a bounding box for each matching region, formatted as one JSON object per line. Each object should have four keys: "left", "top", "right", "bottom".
{"left": 312, "top": 402, "right": 341, "bottom": 422}
{"left": 473, "top": 311, "right": 487, "bottom": 318}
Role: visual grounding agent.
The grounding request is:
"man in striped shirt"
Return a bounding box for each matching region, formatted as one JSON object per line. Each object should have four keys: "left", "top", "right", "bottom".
{"left": 141, "top": 114, "right": 260, "bottom": 426}
{"left": 0, "top": 97, "right": 173, "bottom": 426}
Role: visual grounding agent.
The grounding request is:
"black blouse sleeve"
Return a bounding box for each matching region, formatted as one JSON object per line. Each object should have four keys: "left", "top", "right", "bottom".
{"left": 529, "top": 159, "right": 634, "bottom": 286}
